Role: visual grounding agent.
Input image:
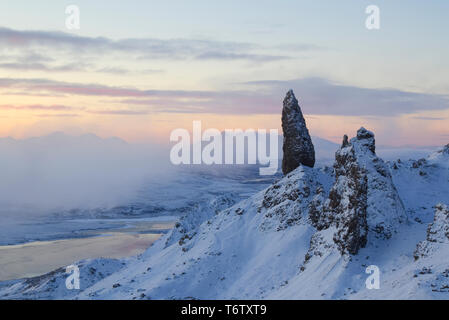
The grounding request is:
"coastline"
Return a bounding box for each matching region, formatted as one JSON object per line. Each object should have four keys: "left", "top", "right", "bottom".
{"left": 0, "top": 218, "right": 176, "bottom": 281}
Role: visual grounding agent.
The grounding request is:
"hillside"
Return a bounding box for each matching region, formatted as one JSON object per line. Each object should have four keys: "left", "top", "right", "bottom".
{"left": 1, "top": 132, "right": 447, "bottom": 300}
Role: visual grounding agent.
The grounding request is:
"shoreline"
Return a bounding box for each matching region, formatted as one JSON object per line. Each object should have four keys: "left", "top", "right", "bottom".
{"left": 0, "top": 218, "right": 176, "bottom": 281}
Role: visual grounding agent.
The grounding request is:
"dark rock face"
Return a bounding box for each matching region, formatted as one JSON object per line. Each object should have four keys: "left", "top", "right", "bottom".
{"left": 281, "top": 90, "right": 315, "bottom": 174}
{"left": 306, "top": 127, "right": 407, "bottom": 256}
{"left": 350, "top": 127, "right": 407, "bottom": 239}
{"left": 325, "top": 137, "right": 368, "bottom": 255}
{"left": 307, "top": 133, "right": 370, "bottom": 255}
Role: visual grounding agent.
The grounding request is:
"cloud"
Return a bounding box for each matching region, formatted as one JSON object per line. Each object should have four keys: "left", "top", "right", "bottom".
{"left": 0, "top": 27, "right": 299, "bottom": 63}
{"left": 240, "top": 78, "right": 449, "bottom": 116}
{"left": 95, "top": 67, "right": 164, "bottom": 75}
{"left": 0, "top": 62, "right": 89, "bottom": 72}
{"left": 0, "top": 52, "right": 54, "bottom": 63}
{"left": 0, "top": 132, "right": 172, "bottom": 212}
{"left": 194, "top": 52, "right": 291, "bottom": 62}
{"left": 0, "top": 104, "right": 77, "bottom": 111}
{"left": 0, "top": 62, "right": 163, "bottom": 75}
{"left": 36, "top": 113, "right": 80, "bottom": 118}
{"left": 1, "top": 77, "right": 448, "bottom": 117}
{"left": 0, "top": 77, "right": 219, "bottom": 98}
{"left": 411, "top": 116, "right": 446, "bottom": 121}
{"left": 87, "top": 109, "right": 150, "bottom": 115}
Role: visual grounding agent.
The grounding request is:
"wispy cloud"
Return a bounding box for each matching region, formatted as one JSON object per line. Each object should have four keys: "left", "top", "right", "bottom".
{"left": 36, "top": 113, "right": 80, "bottom": 118}
{"left": 87, "top": 109, "right": 150, "bottom": 116}
{"left": 241, "top": 78, "right": 449, "bottom": 116}
{"left": 1, "top": 77, "right": 448, "bottom": 117}
{"left": 0, "top": 77, "right": 217, "bottom": 98}
{"left": 0, "top": 104, "right": 77, "bottom": 111}
{"left": 0, "top": 58, "right": 162, "bottom": 75}
{"left": 194, "top": 52, "right": 290, "bottom": 62}
{"left": 0, "top": 62, "right": 89, "bottom": 72}
{"left": 0, "top": 27, "right": 305, "bottom": 63}
{"left": 411, "top": 116, "right": 446, "bottom": 121}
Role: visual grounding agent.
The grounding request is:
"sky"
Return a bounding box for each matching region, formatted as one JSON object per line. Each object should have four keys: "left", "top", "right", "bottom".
{"left": 0, "top": 0, "right": 448, "bottom": 146}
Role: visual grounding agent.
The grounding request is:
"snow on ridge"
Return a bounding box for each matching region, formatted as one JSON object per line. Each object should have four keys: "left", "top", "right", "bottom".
{"left": 428, "top": 143, "right": 449, "bottom": 166}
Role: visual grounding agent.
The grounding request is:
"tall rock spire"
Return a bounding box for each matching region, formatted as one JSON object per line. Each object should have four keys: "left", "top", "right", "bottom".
{"left": 281, "top": 89, "right": 315, "bottom": 174}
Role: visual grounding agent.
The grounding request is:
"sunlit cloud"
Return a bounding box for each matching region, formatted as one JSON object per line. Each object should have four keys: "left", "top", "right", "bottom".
{"left": 1, "top": 77, "right": 448, "bottom": 117}
{"left": 86, "top": 109, "right": 150, "bottom": 115}
{"left": 36, "top": 113, "right": 80, "bottom": 118}
{"left": 0, "top": 104, "right": 78, "bottom": 111}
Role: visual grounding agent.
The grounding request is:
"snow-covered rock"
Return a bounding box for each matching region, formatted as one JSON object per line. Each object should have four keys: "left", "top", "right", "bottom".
{"left": 414, "top": 204, "right": 449, "bottom": 260}
{"left": 307, "top": 128, "right": 406, "bottom": 256}
{"left": 428, "top": 144, "right": 449, "bottom": 165}
{"left": 321, "top": 134, "right": 369, "bottom": 255}
{"left": 350, "top": 128, "right": 407, "bottom": 239}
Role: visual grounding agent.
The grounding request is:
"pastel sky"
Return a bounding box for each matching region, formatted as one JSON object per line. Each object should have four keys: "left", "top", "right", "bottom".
{"left": 1, "top": 0, "right": 448, "bottom": 146}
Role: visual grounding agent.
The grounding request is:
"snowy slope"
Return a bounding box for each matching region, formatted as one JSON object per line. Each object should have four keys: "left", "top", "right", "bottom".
{"left": 0, "top": 137, "right": 448, "bottom": 300}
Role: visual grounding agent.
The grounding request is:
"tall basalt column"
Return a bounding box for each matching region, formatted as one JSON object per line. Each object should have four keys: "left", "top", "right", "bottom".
{"left": 282, "top": 89, "right": 315, "bottom": 174}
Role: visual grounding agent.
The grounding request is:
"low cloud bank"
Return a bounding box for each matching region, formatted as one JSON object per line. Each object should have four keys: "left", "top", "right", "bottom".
{"left": 0, "top": 132, "right": 171, "bottom": 217}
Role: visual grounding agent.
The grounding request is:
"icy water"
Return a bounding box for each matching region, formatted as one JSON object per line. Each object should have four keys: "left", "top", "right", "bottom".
{"left": 0, "top": 217, "right": 176, "bottom": 281}
{"left": 0, "top": 168, "right": 273, "bottom": 281}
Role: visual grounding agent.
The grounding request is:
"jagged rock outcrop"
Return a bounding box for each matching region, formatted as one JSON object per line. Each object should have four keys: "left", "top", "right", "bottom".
{"left": 349, "top": 127, "right": 407, "bottom": 239}
{"left": 307, "top": 134, "right": 368, "bottom": 255}
{"left": 282, "top": 90, "right": 315, "bottom": 174}
{"left": 307, "top": 127, "right": 407, "bottom": 257}
{"left": 323, "top": 136, "right": 368, "bottom": 255}
{"left": 414, "top": 204, "right": 449, "bottom": 260}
